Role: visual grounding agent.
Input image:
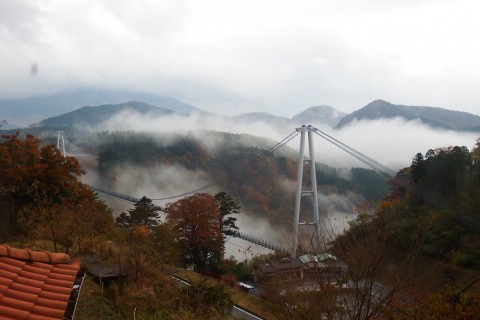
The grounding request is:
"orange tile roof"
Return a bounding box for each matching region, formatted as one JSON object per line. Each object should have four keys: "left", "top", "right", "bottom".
{"left": 0, "top": 245, "right": 82, "bottom": 320}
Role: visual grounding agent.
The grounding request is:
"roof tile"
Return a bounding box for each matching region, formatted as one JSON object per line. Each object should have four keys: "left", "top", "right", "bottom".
{"left": 42, "top": 284, "right": 71, "bottom": 295}
{"left": 2, "top": 288, "right": 37, "bottom": 303}
{"left": 15, "top": 277, "right": 44, "bottom": 289}
{"left": 36, "top": 297, "right": 67, "bottom": 310}
{"left": 10, "top": 283, "right": 42, "bottom": 295}
{"left": 18, "top": 270, "right": 48, "bottom": 282}
{"left": 0, "top": 261, "right": 22, "bottom": 274}
{"left": 32, "top": 304, "right": 65, "bottom": 318}
{"left": 38, "top": 291, "right": 69, "bottom": 302}
{"left": 0, "top": 304, "right": 30, "bottom": 319}
{"left": 0, "top": 245, "right": 81, "bottom": 320}
{"left": 0, "top": 246, "right": 71, "bottom": 264}
{"left": 0, "top": 296, "right": 34, "bottom": 313}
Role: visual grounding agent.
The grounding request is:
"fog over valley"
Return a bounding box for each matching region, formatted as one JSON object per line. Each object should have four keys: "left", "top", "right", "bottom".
{"left": 2, "top": 2, "right": 480, "bottom": 316}
{"left": 61, "top": 104, "right": 479, "bottom": 260}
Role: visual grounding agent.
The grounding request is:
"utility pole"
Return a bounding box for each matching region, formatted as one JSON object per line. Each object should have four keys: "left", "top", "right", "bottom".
{"left": 291, "top": 125, "right": 321, "bottom": 258}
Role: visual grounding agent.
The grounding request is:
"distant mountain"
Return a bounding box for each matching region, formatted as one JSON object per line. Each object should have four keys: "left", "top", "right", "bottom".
{"left": 336, "top": 100, "right": 480, "bottom": 131}
{"left": 232, "top": 112, "right": 290, "bottom": 127}
{"left": 35, "top": 101, "right": 179, "bottom": 128}
{"left": 231, "top": 106, "right": 346, "bottom": 129}
{"left": 289, "top": 105, "right": 346, "bottom": 128}
{"left": 0, "top": 88, "right": 205, "bottom": 126}
{"left": 30, "top": 100, "right": 347, "bottom": 133}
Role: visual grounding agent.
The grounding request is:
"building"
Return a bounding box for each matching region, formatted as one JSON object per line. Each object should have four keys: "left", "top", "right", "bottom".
{"left": 254, "top": 257, "right": 304, "bottom": 283}
{"left": 253, "top": 253, "right": 348, "bottom": 284}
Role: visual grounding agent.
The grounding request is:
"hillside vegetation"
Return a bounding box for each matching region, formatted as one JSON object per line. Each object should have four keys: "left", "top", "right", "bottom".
{"left": 91, "top": 130, "right": 389, "bottom": 226}
{"left": 1, "top": 131, "right": 480, "bottom": 319}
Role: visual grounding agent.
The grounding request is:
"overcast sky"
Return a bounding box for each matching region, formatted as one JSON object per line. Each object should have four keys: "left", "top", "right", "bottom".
{"left": 1, "top": 0, "right": 479, "bottom": 116}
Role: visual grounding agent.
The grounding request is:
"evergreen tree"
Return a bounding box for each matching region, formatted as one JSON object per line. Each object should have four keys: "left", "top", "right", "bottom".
{"left": 116, "top": 196, "right": 161, "bottom": 228}
{"left": 214, "top": 191, "right": 240, "bottom": 236}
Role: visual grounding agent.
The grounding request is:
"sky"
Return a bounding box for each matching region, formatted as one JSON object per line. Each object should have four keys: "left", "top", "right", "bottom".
{"left": 1, "top": 0, "right": 479, "bottom": 117}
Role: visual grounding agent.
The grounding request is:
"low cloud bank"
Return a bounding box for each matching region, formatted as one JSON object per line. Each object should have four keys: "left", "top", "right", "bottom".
{"left": 96, "top": 111, "right": 479, "bottom": 171}
{"left": 81, "top": 112, "right": 479, "bottom": 258}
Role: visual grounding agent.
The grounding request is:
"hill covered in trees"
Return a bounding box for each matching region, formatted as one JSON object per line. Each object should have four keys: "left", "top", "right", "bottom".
{"left": 88, "top": 130, "right": 389, "bottom": 227}
{"left": 337, "top": 139, "right": 480, "bottom": 269}
{"left": 2, "top": 130, "right": 480, "bottom": 319}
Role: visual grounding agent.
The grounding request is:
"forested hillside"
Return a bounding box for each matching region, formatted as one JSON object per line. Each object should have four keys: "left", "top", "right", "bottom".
{"left": 90, "top": 130, "right": 389, "bottom": 226}
{"left": 2, "top": 131, "right": 480, "bottom": 319}
{"left": 338, "top": 139, "right": 480, "bottom": 269}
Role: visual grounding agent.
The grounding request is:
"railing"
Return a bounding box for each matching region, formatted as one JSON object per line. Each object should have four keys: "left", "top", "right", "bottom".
{"left": 86, "top": 184, "right": 140, "bottom": 203}
{"left": 230, "top": 230, "right": 290, "bottom": 254}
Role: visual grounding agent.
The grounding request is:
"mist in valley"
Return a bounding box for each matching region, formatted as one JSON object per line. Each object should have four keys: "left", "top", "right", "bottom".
{"left": 73, "top": 110, "right": 480, "bottom": 259}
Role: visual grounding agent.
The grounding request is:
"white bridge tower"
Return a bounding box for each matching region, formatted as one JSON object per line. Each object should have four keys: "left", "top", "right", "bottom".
{"left": 292, "top": 125, "right": 321, "bottom": 258}
{"left": 56, "top": 131, "right": 66, "bottom": 156}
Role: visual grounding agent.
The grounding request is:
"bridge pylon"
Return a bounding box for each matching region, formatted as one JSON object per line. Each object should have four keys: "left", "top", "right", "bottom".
{"left": 291, "top": 125, "right": 321, "bottom": 258}
{"left": 56, "top": 131, "right": 66, "bottom": 156}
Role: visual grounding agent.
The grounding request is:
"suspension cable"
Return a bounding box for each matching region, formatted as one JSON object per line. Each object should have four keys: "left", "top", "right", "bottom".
{"left": 310, "top": 126, "right": 395, "bottom": 177}
{"left": 308, "top": 126, "right": 480, "bottom": 230}
{"left": 149, "top": 130, "right": 300, "bottom": 200}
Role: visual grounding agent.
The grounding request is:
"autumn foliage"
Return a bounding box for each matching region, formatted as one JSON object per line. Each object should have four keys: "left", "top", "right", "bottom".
{"left": 0, "top": 133, "right": 114, "bottom": 252}
{"left": 166, "top": 193, "right": 224, "bottom": 272}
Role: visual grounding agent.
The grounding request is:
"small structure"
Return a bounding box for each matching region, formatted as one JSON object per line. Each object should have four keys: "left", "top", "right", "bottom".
{"left": 79, "top": 255, "right": 127, "bottom": 283}
{"left": 254, "top": 257, "right": 304, "bottom": 283}
{"left": 253, "top": 253, "right": 348, "bottom": 285}
{"left": 299, "top": 253, "right": 348, "bottom": 282}
{"left": 0, "top": 244, "right": 84, "bottom": 320}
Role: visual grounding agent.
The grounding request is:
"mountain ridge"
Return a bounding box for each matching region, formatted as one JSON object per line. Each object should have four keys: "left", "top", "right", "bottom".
{"left": 2, "top": 88, "right": 480, "bottom": 133}
{"left": 0, "top": 88, "right": 204, "bottom": 125}
{"left": 33, "top": 101, "right": 179, "bottom": 128}
{"left": 336, "top": 99, "right": 480, "bottom": 131}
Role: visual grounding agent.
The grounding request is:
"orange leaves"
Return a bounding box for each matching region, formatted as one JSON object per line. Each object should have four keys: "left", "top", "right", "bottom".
{"left": 165, "top": 193, "right": 224, "bottom": 271}
{"left": 0, "top": 133, "right": 113, "bottom": 247}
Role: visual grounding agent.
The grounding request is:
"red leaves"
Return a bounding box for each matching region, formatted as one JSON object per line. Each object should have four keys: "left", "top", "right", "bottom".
{"left": 165, "top": 193, "right": 224, "bottom": 271}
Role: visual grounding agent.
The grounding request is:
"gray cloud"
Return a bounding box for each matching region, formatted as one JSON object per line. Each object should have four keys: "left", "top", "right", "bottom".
{"left": 2, "top": 1, "right": 479, "bottom": 119}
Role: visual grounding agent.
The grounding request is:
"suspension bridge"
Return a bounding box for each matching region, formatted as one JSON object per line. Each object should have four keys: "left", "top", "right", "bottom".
{"left": 59, "top": 125, "right": 396, "bottom": 256}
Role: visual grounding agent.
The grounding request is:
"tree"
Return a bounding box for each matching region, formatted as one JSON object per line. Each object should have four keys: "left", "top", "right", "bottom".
{"left": 21, "top": 198, "right": 73, "bottom": 253}
{"left": 0, "top": 133, "right": 115, "bottom": 253}
{"left": 214, "top": 191, "right": 240, "bottom": 236}
{"left": 0, "top": 133, "right": 83, "bottom": 239}
{"left": 116, "top": 196, "right": 161, "bottom": 228}
{"left": 71, "top": 194, "right": 115, "bottom": 254}
{"left": 410, "top": 152, "right": 425, "bottom": 183}
{"left": 150, "top": 223, "right": 180, "bottom": 265}
{"left": 166, "top": 193, "right": 224, "bottom": 272}
{"left": 388, "top": 288, "right": 480, "bottom": 320}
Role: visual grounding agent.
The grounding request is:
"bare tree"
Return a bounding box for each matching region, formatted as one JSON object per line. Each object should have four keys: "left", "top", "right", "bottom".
{"left": 264, "top": 209, "right": 421, "bottom": 320}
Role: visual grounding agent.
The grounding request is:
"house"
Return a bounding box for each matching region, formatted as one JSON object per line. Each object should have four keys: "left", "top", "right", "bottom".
{"left": 254, "top": 253, "right": 348, "bottom": 284}
{"left": 299, "top": 253, "right": 348, "bottom": 282}
{"left": 253, "top": 257, "right": 304, "bottom": 283}
{"left": 0, "top": 245, "right": 84, "bottom": 320}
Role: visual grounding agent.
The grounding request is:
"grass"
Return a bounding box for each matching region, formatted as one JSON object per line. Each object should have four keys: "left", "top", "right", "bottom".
{"left": 75, "top": 266, "right": 279, "bottom": 319}
{"left": 75, "top": 275, "right": 119, "bottom": 320}
{"left": 171, "top": 268, "right": 279, "bottom": 320}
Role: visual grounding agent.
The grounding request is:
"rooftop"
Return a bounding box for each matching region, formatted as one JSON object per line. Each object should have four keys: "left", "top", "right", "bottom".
{"left": 0, "top": 245, "right": 83, "bottom": 320}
